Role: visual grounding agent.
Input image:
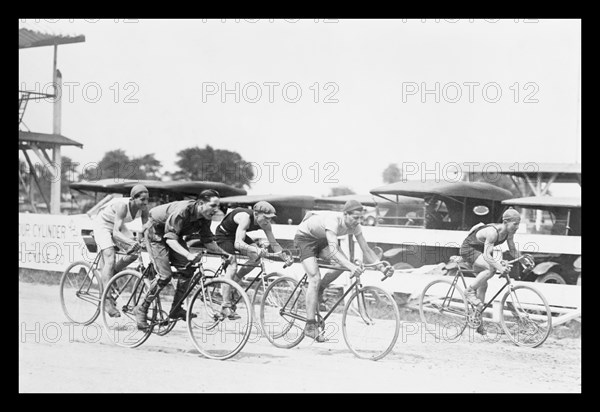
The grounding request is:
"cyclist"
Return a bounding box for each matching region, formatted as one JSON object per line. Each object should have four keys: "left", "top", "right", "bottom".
{"left": 294, "top": 199, "right": 388, "bottom": 342}
{"left": 133, "top": 189, "right": 234, "bottom": 330}
{"left": 460, "top": 208, "right": 534, "bottom": 333}
{"left": 215, "top": 201, "right": 289, "bottom": 319}
{"left": 92, "top": 184, "right": 149, "bottom": 317}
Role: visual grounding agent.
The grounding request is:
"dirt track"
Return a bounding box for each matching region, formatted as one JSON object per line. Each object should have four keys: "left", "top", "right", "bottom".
{"left": 19, "top": 281, "right": 581, "bottom": 393}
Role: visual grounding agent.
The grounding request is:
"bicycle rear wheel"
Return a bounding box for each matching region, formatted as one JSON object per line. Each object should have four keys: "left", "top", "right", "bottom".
{"left": 342, "top": 285, "right": 400, "bottom": 361}
{"left": 100, "top": 269, "right": 152, "bottom": 348}
{"left": 60, "top": 261, "right": 102, "bottom": 325}
{"left": 259, "top": 276, "right": 306, "bottom": 349}
{"left": 187, "top": 278, "right": 252, "bottom": 360}
{"left": 500, "top": 285, "right": 552, "bottom": 348}
{"left": 419, "top": 279, "right": 468, "bottom": 341}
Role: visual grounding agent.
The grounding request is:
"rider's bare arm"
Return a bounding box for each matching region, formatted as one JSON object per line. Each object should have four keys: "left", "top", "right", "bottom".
{"left": 262, "top": 225, "right": 283, "bottom": 254}
{"left": 507, "top": 234, "right": 519, "bottom": 259}
{"left": 112, "top": 202, "right": 136, "bottom": 248}
{"left": 325, "top": 229, "right": 357, "bottom": 272}
{"left": 138, "top": 208, "right": 149, "bottom": 242}
{"left": 479, "top": 227, "right": 504, "bottom": 272}
{"left": 355, "top": 232, "right": 379, "bottom": 265}
{"left": 233, "top": 213, "right": 261, "bottom": 257}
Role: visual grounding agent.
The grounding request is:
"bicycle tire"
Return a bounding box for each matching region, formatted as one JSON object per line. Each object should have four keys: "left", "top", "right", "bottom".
{"left": 60, "top": 260, "right": 102, "bottom": 325}
{"left": 499, "top": 284, "right": 552, "bottom": 348}
{"left": 100, "top": 269, "right": 152, "bottom": 348}
{"left": 187, "top": 277, "right": 253, "bottom": 360}
{"left": 259, "top": 276, "right": 306, "bottom": 349}
{"left": 419, "top": 279, "right": 468, "bottom": 341}
{"left": 342, "top": 285, "right": 400, "bottom": 361}
{"left": 185, "top": 268, "right": 216, "bottom": 310}
{"left": 251, "top": 272, "right": 283, "bottom": 310}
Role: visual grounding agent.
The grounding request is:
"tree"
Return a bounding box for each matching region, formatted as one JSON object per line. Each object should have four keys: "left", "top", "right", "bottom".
{"left": 80, "top": 150, "right": 163, "bottom": 181}
{"left": 171, "top": 145, "right": 255, "bottom": 189}
{"left": 328, "top": 186, "right": 355, "bottom": 197}
{"left": 383, "top": 163, "right": 403, "bottom": 184}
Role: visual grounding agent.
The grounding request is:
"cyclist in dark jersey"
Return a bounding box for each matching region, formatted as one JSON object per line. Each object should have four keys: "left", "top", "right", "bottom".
{"left": 215, "top": 201, "right": 286, "bottom": 319}
{"left": 460, "top": 208, "right": 533, "bottom": 330}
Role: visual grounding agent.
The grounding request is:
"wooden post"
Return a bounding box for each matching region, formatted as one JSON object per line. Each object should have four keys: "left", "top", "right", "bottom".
{"left": 51, "top": 46, "right": 62, "bottom": 215}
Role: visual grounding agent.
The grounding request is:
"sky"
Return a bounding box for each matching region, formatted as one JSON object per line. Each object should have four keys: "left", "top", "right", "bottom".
{"left": 18, "top": 19, "right": 581, "bottom": 197}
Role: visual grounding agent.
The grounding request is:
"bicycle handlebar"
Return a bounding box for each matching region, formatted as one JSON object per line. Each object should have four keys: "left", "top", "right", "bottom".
{"left": 495, "top": 255, "right": 534, "bottom": 275}
{"left": 181, "top": 249, "right": 234, "bottom": 272}
{"left": 353, "top": 259, "right": 395, "bottom": 281}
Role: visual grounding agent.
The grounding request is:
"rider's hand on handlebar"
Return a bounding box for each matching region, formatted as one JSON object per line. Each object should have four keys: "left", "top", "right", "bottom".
{"left": 225, "top": 253, "right": 236, "bottom": 265}
{"left": 521, "top": 254, "right": 535, "bottom": 269}
{"left": 348, "top": 263, "right": 364, "bottom": 278}
{"left": 125, "top": 242, "right": 141, "bottom": 255}
{"left": 186, "top": 252, "right": 198, "bottom": 262}
{"left": 497, "top": 261, "right": 511, "bottom": 275}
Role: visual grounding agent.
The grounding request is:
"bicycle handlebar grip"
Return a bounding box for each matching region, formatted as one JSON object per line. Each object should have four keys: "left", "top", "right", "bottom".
{"left": 183, "top": 251, "right": 206, "bottom": 271}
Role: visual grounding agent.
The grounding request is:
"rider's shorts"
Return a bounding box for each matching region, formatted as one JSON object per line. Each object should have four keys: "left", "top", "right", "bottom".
{"left": 294, "top": 235, "right": 330, "bottom": 262}
{"left": 459, "top": 245, "right": 482, "bottom": 265}
{"left": 91, "top": 222, "right": 116, "bottom": 252}
{"left": 215, "top": 228, "right": 255, "bottom": 255}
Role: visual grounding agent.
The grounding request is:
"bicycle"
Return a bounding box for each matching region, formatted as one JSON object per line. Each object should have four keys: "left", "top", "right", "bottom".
{"left": 100, "top": 250, "right": 253, "bottom": 360}
{"left": 419, "top": 255, "right": 553, "bottom": 348}
{"left": 200, "top": 247, "right": 294, "bottom": 313}
{"left": 59, "top": 241, "right": 141, "bottom": 326}
{"left": 259, "top": 259, "right": 399, "bottom": 361}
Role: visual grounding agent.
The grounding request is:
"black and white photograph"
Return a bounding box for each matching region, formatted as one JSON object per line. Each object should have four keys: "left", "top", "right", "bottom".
{"left": 18, "top": 18, "right": 581, "bottom": 393}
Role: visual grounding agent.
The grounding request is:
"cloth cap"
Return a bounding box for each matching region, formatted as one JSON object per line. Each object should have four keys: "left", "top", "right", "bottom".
{"left": 342, "top": 199, "right": 364, "bottom": 214}
{"left": 253, "top": 201, "right": 276, "bottom": 217}
{"left": 502, "top": 208, "right": 521, "bottom": 222}
{"left": 130, "top": 184, "right": 148, "bottom": 198}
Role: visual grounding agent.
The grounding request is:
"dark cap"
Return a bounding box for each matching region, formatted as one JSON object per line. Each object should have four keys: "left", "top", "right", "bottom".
{"left": 253, "top": 201, "right": 276, "bottom": 218}
{"left": 342, "top": 199, "right": 364, "bottom": 213}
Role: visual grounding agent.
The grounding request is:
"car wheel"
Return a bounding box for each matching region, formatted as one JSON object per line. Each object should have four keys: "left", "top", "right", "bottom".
{"left": 535, "top": 272, "right": 567, "bottom": 284}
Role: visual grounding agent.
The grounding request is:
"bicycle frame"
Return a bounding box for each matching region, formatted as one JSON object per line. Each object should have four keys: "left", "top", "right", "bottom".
{"left": 207, "top": 252, "right": 285, "bottom": 308}
{"left": 277, "top": 269, "right": 368, "bottom": 325}
{"left": 449, "top": 259, "right": 523, "bottom": 314}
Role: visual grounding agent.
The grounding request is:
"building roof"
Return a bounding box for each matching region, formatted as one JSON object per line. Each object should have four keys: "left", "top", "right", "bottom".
{"left": 19, "top": 131, "right": 83, "bottom": 148}
{"left": 19, "top": 23, "right": 85, "bottom": 49}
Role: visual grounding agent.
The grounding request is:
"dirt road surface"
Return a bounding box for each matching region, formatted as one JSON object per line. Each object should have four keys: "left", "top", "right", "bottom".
{"left": 19, "top": 281, "right": 581, "bottom": 393}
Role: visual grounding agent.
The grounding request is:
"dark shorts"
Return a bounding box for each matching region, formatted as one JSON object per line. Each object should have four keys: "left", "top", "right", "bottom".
{"left": 459, "top": 245, "right": 482, "bottom": 265}
{"left": 294, "top": 235, "right": 330, "bottom": 262}
{"left": 215, "top": 232, "right": 255, "bottom": 255}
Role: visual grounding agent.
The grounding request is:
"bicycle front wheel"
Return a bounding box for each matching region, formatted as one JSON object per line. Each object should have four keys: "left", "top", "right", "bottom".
{"left": 101, "top": 269, "right": 152, "bottom": 348}
{"left": 342, "top": 285, "right": 400, "bottom": 361}
{"left": 419, "top": 279, "right": 468, "bottom": 341}
{"left": 187, "top": 278, "right": 252, "bottom": 360}
{"left": 500, "top": 285, "right": 552, "bottom": 348}
{"left": 60, "top": 261, "right": 102, "bottom": 325}
{"left": 259, "top": 276, "right": 306, "bottom": 349}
